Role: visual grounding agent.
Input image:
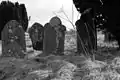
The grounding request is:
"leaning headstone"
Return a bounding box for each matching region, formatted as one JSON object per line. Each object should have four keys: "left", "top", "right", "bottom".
{"left": 1, "top": 20, "right": 26, "bottom": 58}
{"left": 76, "top": 19, "right": 90, "bottom": 54}
{"left": 28, "top": 22, "right": 44, "bottom": 50}
{"left": 43, "top": 16, "right": 66, "bottom": 56}
{"left": 76, "top": 12, "right": 97, "bottom": 55}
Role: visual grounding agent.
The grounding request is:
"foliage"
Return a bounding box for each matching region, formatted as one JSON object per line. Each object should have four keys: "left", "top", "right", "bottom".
{"left": 73, "top": 0, "right": 120, "bottom": 47}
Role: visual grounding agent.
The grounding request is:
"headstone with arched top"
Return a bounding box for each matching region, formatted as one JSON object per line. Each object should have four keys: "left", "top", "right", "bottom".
{"left": 43, "top": 16, "right": 66, "bottom": 56}
{"left": 28, "top": 22, "right": 44, "bottom": 51}
{"left": 1, "top": 20, "right": 26, "bottom": 58}
{"left": 43, "top": 23, "right": 57, "bottom": 56}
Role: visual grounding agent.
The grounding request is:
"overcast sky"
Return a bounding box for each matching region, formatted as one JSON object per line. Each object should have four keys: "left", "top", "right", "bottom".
{"left": 0, "top": 0, "right": 81, "bottom": 30}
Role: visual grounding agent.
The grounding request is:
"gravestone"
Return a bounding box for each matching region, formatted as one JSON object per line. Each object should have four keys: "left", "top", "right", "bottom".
{"left": 43, "top": 16, "right": 66, "bottom": 56}
{"left": 28, "top": 22, "right": 44, "bottom": 50}
{"left": 1, "top": 20, "right": 26, "bottom": 58}
{"left": 43, "top": 23, "right": 57, "bottom": 56}
{"left": 56, "top": 25, "right": 66, "bottom": 54}
{"left": 50, "top": 16, "right": 66, "bottom": 55}
{"left": 104, "top": 32, "right": 115, "bottom": 42}
{"left": 76, "top": 12, "right": 97, "bottom": 55}
{"left": 76, "top": 19, "right": 90, "bottom": 54}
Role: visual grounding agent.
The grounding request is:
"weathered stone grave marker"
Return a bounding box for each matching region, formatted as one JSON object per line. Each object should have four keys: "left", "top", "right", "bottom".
{"left": 28, "top": 22, "right": 44, "bottom": 51}
{"left": 75, "top": 13, "right": 97, "bottom": 55}
{"left": 76, "top": 19, "right": 90, "bottom": 54}
{"left": 43, "top": 16, "right": 66, "bottom": 56}
{"left": 43, "top": 23, "right": 57, "bottom": 56}
{"left": 55, "top": 25, "right": 66, "bottom": 54}
{"left": 1, "top": 20, "right": 26, "bottom": 58}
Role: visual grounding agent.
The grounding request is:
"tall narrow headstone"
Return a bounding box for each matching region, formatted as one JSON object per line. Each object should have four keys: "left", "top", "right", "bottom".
{"left": 28, "top": 22, "right": 44, "bottom": 50}
{"left": 43, "top": 23, "right": 57, "bottom": 56}
{"left": 1, "top": 20, "right": 26, "bottom": 58}
{"left": 43, "top": 16, "right": 66, "bottom": 56}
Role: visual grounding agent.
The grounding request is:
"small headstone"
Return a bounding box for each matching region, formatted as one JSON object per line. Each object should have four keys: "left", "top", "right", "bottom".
{"left": 28, "top": 22, "right": 44, "bottom": 50}
{"left": 43, "top": 16, "right": 66, "bottom": 56}
{"left": 1, "top": 20, "right": 26, "bottom": 58}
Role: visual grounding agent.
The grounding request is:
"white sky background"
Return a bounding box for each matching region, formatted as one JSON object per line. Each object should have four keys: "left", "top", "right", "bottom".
{"left": 0, "top": 0, "right": 81, "bottom": 30}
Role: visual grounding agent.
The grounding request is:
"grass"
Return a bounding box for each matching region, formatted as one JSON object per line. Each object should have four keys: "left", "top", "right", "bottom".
{"left": 0, "top": 31, "right": 120, "bottom": 80}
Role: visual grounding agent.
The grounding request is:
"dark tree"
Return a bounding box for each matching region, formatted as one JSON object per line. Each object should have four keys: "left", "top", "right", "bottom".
{"left": 0, "top": 1, "right": 28, "bottom": 40}
{"left": 73, "top": 0, "right": 120, "bottom": 49}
